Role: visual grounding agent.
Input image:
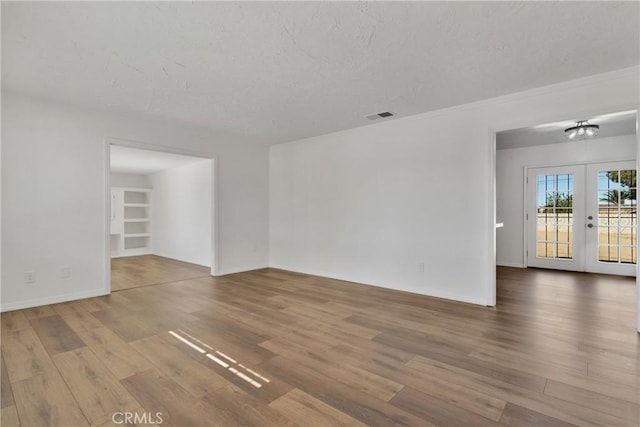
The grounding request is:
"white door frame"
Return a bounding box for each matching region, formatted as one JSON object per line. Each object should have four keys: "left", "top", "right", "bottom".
{"left": 489, "top": 104, "right": 639, "bottom": 332}
{"left": 103, "top": 137, "right": 219, "bottom": 295}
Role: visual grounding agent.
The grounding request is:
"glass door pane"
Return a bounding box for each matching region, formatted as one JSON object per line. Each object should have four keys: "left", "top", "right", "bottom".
{"left": 597, "top": 169, "right": 637, "bottom": 264}
{"left": 536, "top": 173, "right": 574, "bottom": 260}
{"left": 586, "top": 161, "right": 636, "bottom": 276}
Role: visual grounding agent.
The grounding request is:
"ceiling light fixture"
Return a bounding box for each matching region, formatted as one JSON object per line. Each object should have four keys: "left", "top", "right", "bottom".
{"left": 564, "top": 120, "right": 599, "bottom": 140}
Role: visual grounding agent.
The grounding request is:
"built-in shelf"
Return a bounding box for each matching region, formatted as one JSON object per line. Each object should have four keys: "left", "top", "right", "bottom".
{"left": 110, "top": 187, "right": 151, "bottom": 257}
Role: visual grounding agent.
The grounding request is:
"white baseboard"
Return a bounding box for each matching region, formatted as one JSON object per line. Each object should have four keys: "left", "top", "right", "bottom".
{"left": 268, "top": 263, "right": 488, "bottom": 306}
{"left": 1, "top": 288, "right": 109, "bottom": 313}
{"left": 111, "top": 250, "right": 151, "bottom": 258}
{"left": 150, "top": 251, "right": 210, "bottom": 268}
{"left": 1, "top": 263, "right": 269, "bottom": 311}
{"left": 215, "top": 264, "right": 269, "bottom": 276}
{"left": 496, "top": 262, "right": 526, "bottom": 268}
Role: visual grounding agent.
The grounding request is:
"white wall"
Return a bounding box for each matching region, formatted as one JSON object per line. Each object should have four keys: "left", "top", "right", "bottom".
{"left": 110, "top": 172, "right": 152, "bottom": 189}
{"left": 150, "top": 160, "right": 211, "bottom": 267}
{"left": 496, "top": 135, "right": 637, "bottom": 268}
{"left": 1, "top": 91, "right": 269, "bottom": 311}
{"left": 270, "top": 67, "right": 639, "bottom": 306}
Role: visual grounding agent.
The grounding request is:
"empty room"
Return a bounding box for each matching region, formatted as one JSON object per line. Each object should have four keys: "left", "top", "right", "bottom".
{"left": 1, "top": 2, "right": 639, "bottom": 427}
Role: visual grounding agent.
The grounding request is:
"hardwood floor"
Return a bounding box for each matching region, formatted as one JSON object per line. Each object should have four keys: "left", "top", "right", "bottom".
{"left": 110, "top": 255, "right": 210, "bottom": 291}
{"left": 1, "top": 265, "right": 638, "bottom": 426}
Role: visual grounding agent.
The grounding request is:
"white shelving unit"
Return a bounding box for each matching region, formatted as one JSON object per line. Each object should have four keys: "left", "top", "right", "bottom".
{"left": 110, "top": 187, "right": 152, "bottom": 257}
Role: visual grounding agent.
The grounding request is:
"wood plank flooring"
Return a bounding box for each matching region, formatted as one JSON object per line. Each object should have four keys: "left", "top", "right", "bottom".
{"left": 1, "top": 263, "right": 638, "bottom": 426}
{"left": 110, "top": 255, "right": 210, "bottom": 291}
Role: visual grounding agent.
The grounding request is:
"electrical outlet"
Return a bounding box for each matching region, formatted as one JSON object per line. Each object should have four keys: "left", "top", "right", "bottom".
{"left": 59, "top": 267, "right": 71, "bottom": 279}
{"left": 419, "top": 263, "right": 425, "bottom": 273}
{"left": 24, "top": 271, "right": 36, "bottom": 284}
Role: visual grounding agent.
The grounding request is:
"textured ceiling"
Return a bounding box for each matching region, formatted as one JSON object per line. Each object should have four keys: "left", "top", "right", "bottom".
{"left": 496, "top": 110, "right": 637, "bottom": 150}
{"left": 2, "top": 1, "right": 639, "bottom": 145}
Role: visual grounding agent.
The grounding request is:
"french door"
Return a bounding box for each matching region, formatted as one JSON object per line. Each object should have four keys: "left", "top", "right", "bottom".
{"left": 527, "top": 165, "right": 585, "bottom": 271}
{"left": 527, "top": 161, "right": 637, "bottom": 276}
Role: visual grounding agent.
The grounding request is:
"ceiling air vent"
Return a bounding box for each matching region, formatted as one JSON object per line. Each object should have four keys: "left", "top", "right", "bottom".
{"left": 366, "top": 111, "right": 394, "bottom": 120}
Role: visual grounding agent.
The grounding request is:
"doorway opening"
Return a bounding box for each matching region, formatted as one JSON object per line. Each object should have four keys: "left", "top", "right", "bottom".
{"left": 496, "top": 109, "right": 637, "bottom": 276}
{"left": 494, "top": 110, "right": 639, "bottom": 330}
{"left": 106, "top": 141, "right": 216, "bottom": 292}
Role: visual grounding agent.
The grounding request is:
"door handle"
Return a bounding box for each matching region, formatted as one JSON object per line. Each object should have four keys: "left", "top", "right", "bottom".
{"left": 587, "top": 215, "right": 593, "bottom": 220}
{"left": 587, "top": 223, "right": 594, "bottom": 228}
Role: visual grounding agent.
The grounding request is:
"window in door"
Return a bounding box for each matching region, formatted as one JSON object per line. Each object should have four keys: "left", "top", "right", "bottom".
{"left": 596, "top": 168, "right": 636, "bottom": 264}
{"left": 536, "top": 173, "right": 574, "bottom": 260}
